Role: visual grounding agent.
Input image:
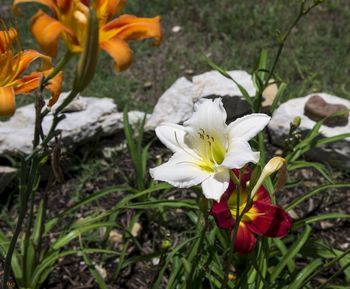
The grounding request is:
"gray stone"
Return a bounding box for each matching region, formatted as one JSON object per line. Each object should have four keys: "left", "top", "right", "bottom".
{"left": 146, "top": 70, "right": 256, "bottom": 129}
{"left": 0, "top": 93, "right": 147, "bottom": 155}
{"left": 304, "top": 94, "right": 349, "bottom": 127}
{"left": 269, "top": 93, "right": 350, "bottom": 168}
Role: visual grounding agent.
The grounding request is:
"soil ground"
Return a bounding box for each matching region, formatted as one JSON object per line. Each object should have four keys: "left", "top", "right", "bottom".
{"left": 1, "top": 133, "right": 349, "bottom": 289}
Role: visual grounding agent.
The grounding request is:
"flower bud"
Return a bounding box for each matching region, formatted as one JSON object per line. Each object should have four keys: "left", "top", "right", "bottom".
{"left": 291, "top": 116, "right": 301, "bottom": 129}
{"left": 251, "top": 157, "right": 286, "bottom": 198}
{"left": 228, "top": 273, "right": 236, "bottom": 281}
{"left": 262, "top": 157, "right": 286, "bottom": 177}
{"left": 161, "top": 239, "right": 171, "bottom": 250}
{"left": 73, "top": 7, "right": 99, "bottom": 92}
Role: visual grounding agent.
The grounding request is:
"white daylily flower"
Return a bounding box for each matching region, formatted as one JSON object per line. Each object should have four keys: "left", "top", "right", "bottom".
{"left": 150, "top": 98, "right": 270, "bottom": 201}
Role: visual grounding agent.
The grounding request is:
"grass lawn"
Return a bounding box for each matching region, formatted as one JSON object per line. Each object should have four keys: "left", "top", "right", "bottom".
{"left": 2, "top": 0, "right": 350, "bottom": 112}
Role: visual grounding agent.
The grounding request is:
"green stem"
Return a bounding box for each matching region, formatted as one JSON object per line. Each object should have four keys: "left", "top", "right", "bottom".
{"left": 2, "top": 206, "right": 27, "bottom": 289}
{"left": 221, "top": 172, "right": 243, "bottom": 289}
{"left": 186, "top": 214, "right": 209, "bottom": 286}
{"left": 23, "top": 188, "right": 35, "bottom": 285}
{"left": 3, "top": 159, "right": 38, "bottom": 289}
{"left": 254, "top": 0, "right": 323, "bottom": 112}
{"left": 41, "top": 51, "right": 74, "bottom": 89}
{"left": 33, "top": 91, "right": 45, "bottom": 149}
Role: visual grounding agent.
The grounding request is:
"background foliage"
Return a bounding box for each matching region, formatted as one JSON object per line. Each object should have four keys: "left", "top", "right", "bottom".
{"left": 2, "top": 0, "right": 350, "bottom": 111}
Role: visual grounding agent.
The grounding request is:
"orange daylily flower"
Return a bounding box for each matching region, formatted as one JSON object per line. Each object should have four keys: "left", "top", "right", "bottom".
{"left": 0, "top": 27, "right": 62, "bottom": 117}
{"left": 13, "top": 0, "right": 162, "bottom": 71}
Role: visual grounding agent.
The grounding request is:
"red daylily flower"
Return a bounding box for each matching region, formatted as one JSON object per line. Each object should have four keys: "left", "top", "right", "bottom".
{"left": 210, "top": 168, "right": 292, "bottom": 254}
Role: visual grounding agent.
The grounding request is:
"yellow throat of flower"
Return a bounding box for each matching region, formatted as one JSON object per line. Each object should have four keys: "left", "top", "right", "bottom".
{"left": 195, "top": 129, "right": 226, "bottom": 173}
{"left": 59, "top": 1, "right": 90, "bottom": 53}
{"left": 0, "top": 28, "right": 22, "bottom": 87}
{"left": 228, "top": 189, "right": 256, "bottom": 223}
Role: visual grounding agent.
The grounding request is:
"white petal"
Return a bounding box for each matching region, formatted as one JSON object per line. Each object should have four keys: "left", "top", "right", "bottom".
{"left": 155, "top": 123, "right": 190, "bottom": 153}
{"left": 228, "top": 113, "right": 270, "bottom": 141}
{"left": 221, "top": 139, "right": 260, "bottom": 169}
{"left": 149, "top": 152, "right": 210, "bottom": 188}
{"left": 201, "top": 170, "right": 230, "bottom": 201}
{"left": 184, "top": 98, "right": 228, "bottom": 144}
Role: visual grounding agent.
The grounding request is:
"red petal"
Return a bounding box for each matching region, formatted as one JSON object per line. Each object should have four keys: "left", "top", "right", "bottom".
{"left": 210, "top": 201, "right": 234, "bottom": 229}
{"left": 232, "top": 223, "right": 257, "bottom": 254}
{"left": 254, "top": 186, "right": 271, "bottom": 204}
{"left": 246, "top": 201, "right": 292, "bottom": 238}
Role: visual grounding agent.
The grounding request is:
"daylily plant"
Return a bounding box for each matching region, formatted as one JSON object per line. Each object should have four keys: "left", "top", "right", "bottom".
{"left": 13, "top": 0, "right": 162, "bottom": 71}
{"left": 150, "top": 98, "right": 270, "bottom": 201}
{"left": 0, "top": 27, "right": 62, "bottom": 117}
{"left": 210, "top": 167, "right": 292, "bottom": 254}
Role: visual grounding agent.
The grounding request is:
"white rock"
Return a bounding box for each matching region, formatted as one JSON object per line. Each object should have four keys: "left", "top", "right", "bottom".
{"left": 146, "top": 77, "right": 195, "bottom": 129}
{"left": 131, "top": 222, "right": 142, "bottom": 237}
{"left": 269, "top": 93, "right": 350, "bottom": 168}
{"left": 95, "top": 264, "right": 107, "bottom": 280}
{"left": 172, "top": 26, "right": 181, "bottom": 33}
{"left": 108, "top": 230, "right": 123, "bottom": 246}
{"left": 192, "top": 70, "right": 256, "bottom": 99}
{"left": 146, "top": 70, "right": 256, "bottom": 129}
{"left": 0, "top": 93, "right": 146, "bottom": 155}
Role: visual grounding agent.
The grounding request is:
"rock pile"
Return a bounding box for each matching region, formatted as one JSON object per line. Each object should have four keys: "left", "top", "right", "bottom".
{"left": 268, "top": 93, "right": 350, "bottom": 169}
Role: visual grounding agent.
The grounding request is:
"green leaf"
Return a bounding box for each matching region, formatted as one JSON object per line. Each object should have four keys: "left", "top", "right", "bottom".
{"left": 52, "top": 222, "right": 115, "bottom": 250}
{"left": 0, "top": 231, "right": 22, "bottom": 280}
{"left": 166, "top": 256, "right": 182, "bottom": 289}
{"left": 273, "top": 239, "right": 295, "bottom": 273}
{"left": 269, "top": 82, "right": 287, "bottom": 114}
{"left": 122, "top": 199, "right": 198, "bottom": 210}
{"left": 33, "top": 199, "right": 44, "bottom": 246}
{"left": 181, "top": 257, "right": 191, "bottom": 274}
{"left": 31, "top": 249, "right": 117, "bottom": 288}
{"left": 47, "top": 185, "right": 130, "bottom": 232}
{"left": 122, "top": 252, "right": 162, "bottom": 268}
{"left": 287, "top": 161, "right": 333, "bottom": 183}
{"left": 293, "top": 213, "right": 350, "bottom": 229}
{"left": 79, "top": 236, "right": 108, "bottom": 289}
{"left": 315, "top": 133, "right": 350, "bottom": 147}
{"left": 288, "top": 259, "right": 323, "bottom": 289}
{"left": 270, "top": 225, "right": 311, "bottom": 282}
{"left": 285, "top": 183, "right": 350, "bottom": 211}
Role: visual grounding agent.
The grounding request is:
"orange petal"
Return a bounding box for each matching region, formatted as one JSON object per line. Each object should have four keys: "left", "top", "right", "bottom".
{"left": 100, "top": 37, "right": 132, "bottom": 71}
{"left": 14, "top": 70, "right": 63, "bottom": 107}
{"left": 14, "top": 73, "right": 41, "bottom": 94}
{"left": 13, "top": 0, "right": 58, "bottom": 15}
{"left": 13, "top": 49, "right": 52, "bottom": 79}
{"left": 0, "top": 28, "right": 17, "bottom": 53}
{"left": 0, "top": 86, "right": 16, "bottom": 117}
{"left": 101, "top": 14, "right": 162, "bottom": 45}
{"left": 95, "top": 0, "right": 126, "bottom": 24}
{"left": 57, "top": 0, "right": 73, "bottom": 13}
{"left": 30, "top": 10, "right": 76, "bottom": 56}
{"left": 45, "top": 70, "right": 63, "bottom": 107}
